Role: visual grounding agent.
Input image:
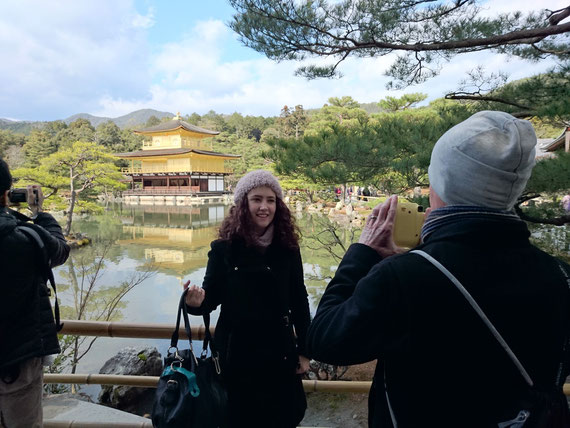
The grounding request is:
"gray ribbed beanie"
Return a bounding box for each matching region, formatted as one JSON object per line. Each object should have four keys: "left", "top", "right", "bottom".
{"left": 428, "top": 111, "right": 537, "bottom": 210}
{"left": 233, "top": 169, "right": 283, "bottom": 204}
{"left": 428, "top": 111, "right": 536, "bottom": 211}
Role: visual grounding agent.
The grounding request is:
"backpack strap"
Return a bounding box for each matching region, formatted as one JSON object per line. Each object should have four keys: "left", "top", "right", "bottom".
{"left": 16, "top": 224, "right": 63, "bottom": 332}
{"left": 410, "top": 249, "right": 534, "bottom": 387}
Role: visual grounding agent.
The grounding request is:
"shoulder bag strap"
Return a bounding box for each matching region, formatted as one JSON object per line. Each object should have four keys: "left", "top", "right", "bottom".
{"left": 410, "top": 249, "right": 534, "bottom": 387}
{"left": 16, "top": 224, "right": 63, "bottom": 332}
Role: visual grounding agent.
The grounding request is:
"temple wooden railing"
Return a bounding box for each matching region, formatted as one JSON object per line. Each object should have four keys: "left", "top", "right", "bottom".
{"left": 53, "top": 320, "right": 570, "bottom": 395}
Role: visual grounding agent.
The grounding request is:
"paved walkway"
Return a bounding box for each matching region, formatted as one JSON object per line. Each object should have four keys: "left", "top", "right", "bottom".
{"left": 43, "top": 394, "right": 152, "bottom": 427}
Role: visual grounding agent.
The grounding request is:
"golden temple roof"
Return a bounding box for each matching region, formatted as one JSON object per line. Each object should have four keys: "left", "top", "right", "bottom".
{"left": 134, "top": 116, "right": 220, "bottom": 136}
{"left": 115, "top": 148, "right": 241, "bottom": 158}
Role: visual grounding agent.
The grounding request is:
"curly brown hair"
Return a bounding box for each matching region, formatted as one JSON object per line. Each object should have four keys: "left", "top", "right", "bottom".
{"left": 218, "top": 196, "right": 300, "bottom": 249}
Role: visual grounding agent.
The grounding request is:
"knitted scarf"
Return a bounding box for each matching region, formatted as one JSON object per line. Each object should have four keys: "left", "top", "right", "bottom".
{"left": 255, "top": 224, "right": 274, "bottom": 248}
{"left": 420, "top": 205, "right": 523, "bottom": 243}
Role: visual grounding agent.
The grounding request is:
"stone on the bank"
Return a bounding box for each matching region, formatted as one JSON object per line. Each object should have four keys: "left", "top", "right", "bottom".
{"left": 345, "top": 203, "right": 353, "bottom": 216}
{"left": 335, "top": 201, "right": 344, "bottom": 211}
{"left": 98, "top": 346, "right": 163, "bottom": 414}
{"left": 296, "top": 201, "right": 304, "bottom": 212}
{"left": 328, "top": 208, "right": 335, "bottom": 216}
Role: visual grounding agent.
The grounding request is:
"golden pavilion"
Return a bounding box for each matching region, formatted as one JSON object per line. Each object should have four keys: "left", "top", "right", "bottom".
{"left": 116, "top": 113, "right": 240, "bottom": 195}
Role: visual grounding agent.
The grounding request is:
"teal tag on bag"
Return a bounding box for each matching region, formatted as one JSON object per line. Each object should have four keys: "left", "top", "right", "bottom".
{"left": 161, "top": 365, "right": 200, "bottom": 397}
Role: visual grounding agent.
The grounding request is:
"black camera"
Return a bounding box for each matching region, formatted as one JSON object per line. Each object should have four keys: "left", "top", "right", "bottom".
{"left": 8, "top": 188, "right": 37, "bottom": 204}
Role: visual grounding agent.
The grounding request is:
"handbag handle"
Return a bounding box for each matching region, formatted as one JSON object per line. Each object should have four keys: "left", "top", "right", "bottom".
{"left": 172, "top": 290, "right": 220, "bottom": 367}
{"left": 170, "top": 290, "right": 194, "bottom": 351}
{"left": 201, "top": 313, "right": 219, "bottom": 357}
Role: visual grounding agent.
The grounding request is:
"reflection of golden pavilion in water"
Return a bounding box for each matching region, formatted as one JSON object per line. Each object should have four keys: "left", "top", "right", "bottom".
{"left": 119, "top": 225, "right": 216, "bottom": 279}
{"left": 115, "top": 113, "right": 241, "bottom": 196}
{"left": 117, "top": 204, "right": 228, "bottom": 280}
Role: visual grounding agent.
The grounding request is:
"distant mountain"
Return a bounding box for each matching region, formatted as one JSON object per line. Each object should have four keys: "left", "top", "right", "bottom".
{"left": 0, "top": 118, "right": 44, "bottom": 134}
{"left": 0, "top": 109, "right": 174, "bottom": 134}
{"left": 64, "top": 109, "right": 173, "bottom": 128}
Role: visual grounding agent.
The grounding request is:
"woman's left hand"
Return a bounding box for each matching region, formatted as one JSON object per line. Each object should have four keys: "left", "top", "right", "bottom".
{"left": 296, "top": 355, "right": 310, "bottom": 374}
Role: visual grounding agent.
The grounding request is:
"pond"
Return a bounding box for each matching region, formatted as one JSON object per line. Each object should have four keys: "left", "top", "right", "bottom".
{"left": 52, "top": 202, "right": 569, "bottom": 400}
{"left": 53, "top": 202, "right": 352, "bottom": 398}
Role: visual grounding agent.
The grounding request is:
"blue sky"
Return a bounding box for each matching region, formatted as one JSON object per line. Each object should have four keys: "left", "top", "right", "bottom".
{"left": 0, "top": 0, "right": 566, "bottom": 121}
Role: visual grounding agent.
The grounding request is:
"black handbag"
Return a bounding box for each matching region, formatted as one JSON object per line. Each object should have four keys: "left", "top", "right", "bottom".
{"left": 152, "top": 291, "right": 228, "bottom": 428}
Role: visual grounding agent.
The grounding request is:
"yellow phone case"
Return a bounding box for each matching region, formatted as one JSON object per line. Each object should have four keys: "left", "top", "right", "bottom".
{"left": 393, "top": 201, "right": 425, "bottom": 248}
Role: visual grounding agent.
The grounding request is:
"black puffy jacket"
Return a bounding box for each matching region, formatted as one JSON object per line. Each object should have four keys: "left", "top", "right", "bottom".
{"left": 0, "top": 208, "right": 70, "bottom": 369}
{"left": 307, "top": 217, "right": 570, "bottom": 427}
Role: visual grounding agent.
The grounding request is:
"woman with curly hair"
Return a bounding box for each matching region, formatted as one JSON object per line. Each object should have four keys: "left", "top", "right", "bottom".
{"left": 185, "top": 169, "right": 311, "bottom": 428}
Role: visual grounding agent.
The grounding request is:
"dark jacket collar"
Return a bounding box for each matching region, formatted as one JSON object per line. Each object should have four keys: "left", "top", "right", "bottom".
{"left": 423, "top": 216, "right": 531, "bottom": 248}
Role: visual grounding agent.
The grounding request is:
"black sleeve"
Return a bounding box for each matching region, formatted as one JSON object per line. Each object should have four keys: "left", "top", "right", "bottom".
{"left": 290, "top": 248, "right": 311, "bottom": 357}
{"left": 187, "top": 240, "right": 227, "bottom": 315}
{"left": 32, "top": 212, "right": 70, "bottom": 267}
{"left": 306, "top": 243, "right": 402, "bottom": 365}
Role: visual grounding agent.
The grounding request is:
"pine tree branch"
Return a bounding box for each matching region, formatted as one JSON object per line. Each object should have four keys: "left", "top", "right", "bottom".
{"left": 444, "top": 93, "right": 533, "bottom": 110}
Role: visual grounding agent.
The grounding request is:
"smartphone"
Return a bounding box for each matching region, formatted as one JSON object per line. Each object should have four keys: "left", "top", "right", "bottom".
{"left": 393, "top": 201, "right": 424, "bottom": 248}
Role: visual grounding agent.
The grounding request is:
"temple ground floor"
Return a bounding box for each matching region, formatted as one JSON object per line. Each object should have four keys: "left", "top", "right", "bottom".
{"left": 120, "top": 172, "right": 231, "bottom": 205}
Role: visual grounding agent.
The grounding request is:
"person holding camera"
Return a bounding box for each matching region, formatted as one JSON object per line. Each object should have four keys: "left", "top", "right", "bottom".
{"left": 307, "top": 111, "right": 570, "bottom": 427}
{"left": 0, "top": 158, "right": 70, "bottom": 428}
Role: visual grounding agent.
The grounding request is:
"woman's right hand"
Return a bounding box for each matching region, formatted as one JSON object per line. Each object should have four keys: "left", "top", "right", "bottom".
{"left": 184, "top": 282, "right": 205, "bottom": 308}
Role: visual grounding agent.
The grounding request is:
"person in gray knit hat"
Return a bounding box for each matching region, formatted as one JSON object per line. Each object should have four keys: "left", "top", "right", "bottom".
{"left": 308, "top": 111, "right": 570, "bottom": 427}
{"left": 428, "top": 110, "right": 536, "bottom": 210}
{"left": 233, "top": 169, "right": 284, "bottom": 204}
{"left": 184, "top": 169, "right": 311, "bottom": 428}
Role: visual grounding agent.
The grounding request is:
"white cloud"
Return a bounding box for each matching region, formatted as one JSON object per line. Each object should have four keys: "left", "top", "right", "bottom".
{"left": 0, "top": 1, "right": 152, "bottom": 120}
{"left": 132, "top": 7, "right": 156, "bottom": 29}
{"left": 1, "top": 1, "right": 564, "bottom": 121}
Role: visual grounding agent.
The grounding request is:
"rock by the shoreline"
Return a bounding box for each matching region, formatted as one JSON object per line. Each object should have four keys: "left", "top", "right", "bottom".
{"left": 98, "top": 346, "right": 162, "bottom": 414}
{"left": 65, "top": 233, "right": 92, "bottom": 249}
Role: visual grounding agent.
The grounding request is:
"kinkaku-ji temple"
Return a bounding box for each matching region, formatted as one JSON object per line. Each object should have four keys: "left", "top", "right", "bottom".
{"left": 115, "top": 113, "right": 240, "bottom": 204}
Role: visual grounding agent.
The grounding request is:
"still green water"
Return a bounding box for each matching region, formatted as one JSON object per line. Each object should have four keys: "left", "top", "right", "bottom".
{"left": 53, "top": 203, "right": 350, "bottom": 396}
{"left": 52, "top": 202, "right": 569, "bottom": 397}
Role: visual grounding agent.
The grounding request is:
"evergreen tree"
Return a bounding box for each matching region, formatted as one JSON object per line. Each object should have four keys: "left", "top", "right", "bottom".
{"left": 229, "top": 1, "right": 570, "bottom": 87}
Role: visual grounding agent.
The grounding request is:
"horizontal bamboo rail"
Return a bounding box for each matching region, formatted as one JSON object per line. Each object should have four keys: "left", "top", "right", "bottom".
{"left": 44, "top": 422, "right": 152, "bottom": 428}
{"left": 60, "top": 320, "right": 214, "bottom": 340}
{"left": 56, "top": 321, "right": 570, "bottom": 396}
{"left": 45, "top": 374, "right": 159, "bottom": 388}
{"left": 43, "top": 374, "right": 373, "bottom": 393}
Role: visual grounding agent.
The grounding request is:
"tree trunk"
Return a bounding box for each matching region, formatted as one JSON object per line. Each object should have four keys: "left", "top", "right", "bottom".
{"left": 65, "top": 168, "right": 76, "bottom": 236}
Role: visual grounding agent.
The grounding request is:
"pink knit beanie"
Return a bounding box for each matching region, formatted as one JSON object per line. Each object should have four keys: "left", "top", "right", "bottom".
{"left": 233, "top": 170, "right": 283, "bottom": 204}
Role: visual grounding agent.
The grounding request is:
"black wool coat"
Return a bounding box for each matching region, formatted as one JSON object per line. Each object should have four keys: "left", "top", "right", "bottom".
{"left": 192, "top": 238, "right": 311, "bottom": 372}
{"left": 0, "top": 208, "right": 70, "bottom": 369}
{"left": 307, "top": 217, "right": 570, "bottom": 428}
{"left": 190, "top": 238, "right": 311, "bottom": 427}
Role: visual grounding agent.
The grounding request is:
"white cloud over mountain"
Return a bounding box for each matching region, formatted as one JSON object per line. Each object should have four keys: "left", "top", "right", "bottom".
{"left": 0, "top": 1, "right": 566, "bottom": 121}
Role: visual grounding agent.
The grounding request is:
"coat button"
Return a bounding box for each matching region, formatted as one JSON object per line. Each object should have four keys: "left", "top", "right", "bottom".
{"left": 266, "top": 266, "right": 271, "bottom": 271}
{"left": 234, "top": 267, "right": 238, "bottom": 271}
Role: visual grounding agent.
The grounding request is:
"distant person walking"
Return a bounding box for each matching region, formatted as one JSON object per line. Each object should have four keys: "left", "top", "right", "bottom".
{"left": 185, "top": 169, "right": 311, "bottom": 428}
